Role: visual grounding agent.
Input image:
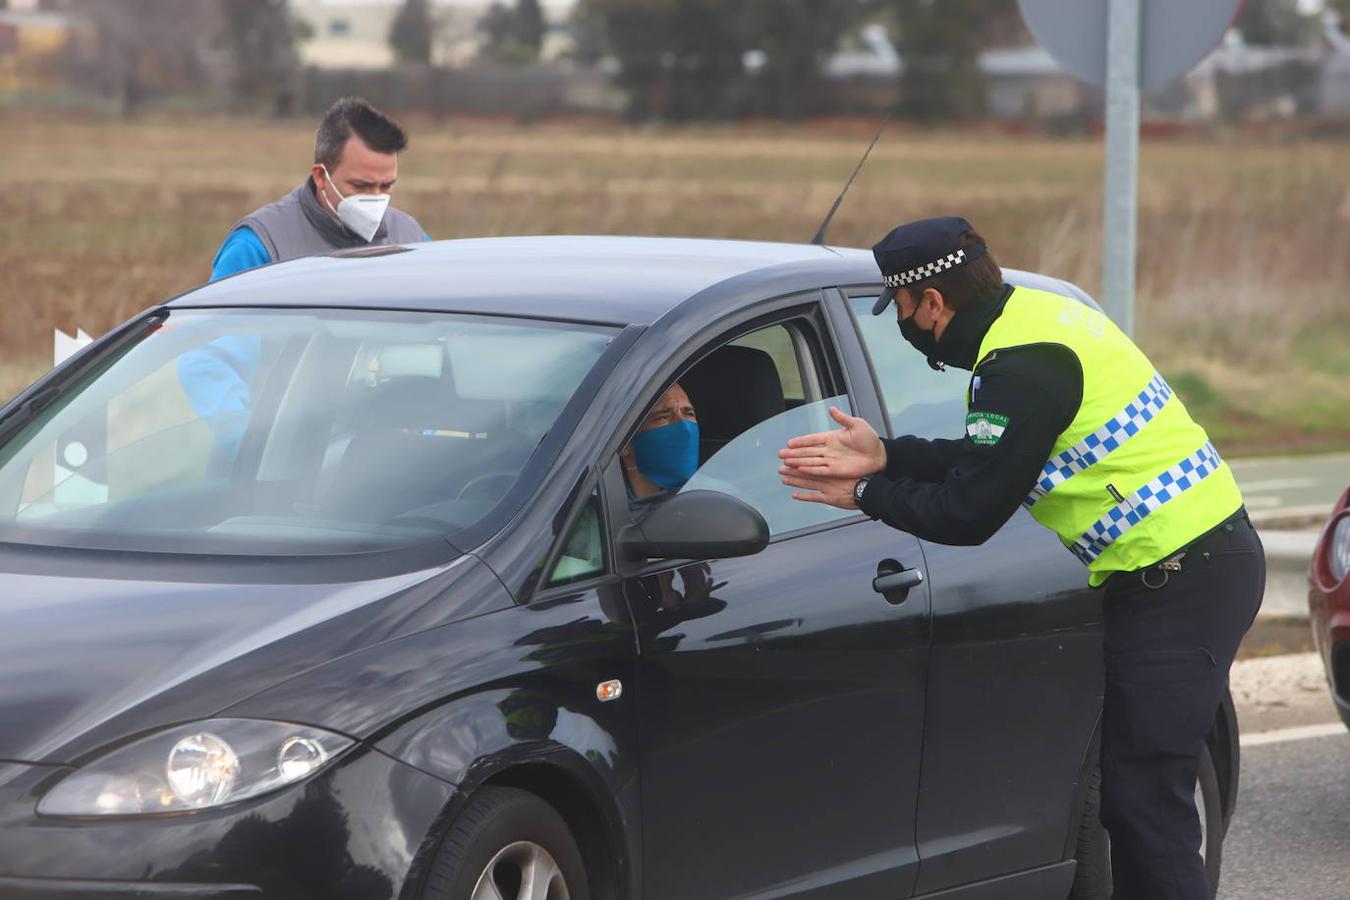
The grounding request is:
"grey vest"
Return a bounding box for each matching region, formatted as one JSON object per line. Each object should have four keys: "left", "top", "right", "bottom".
{"left": 234, "top": 177, "right": 426, "bottom": 263}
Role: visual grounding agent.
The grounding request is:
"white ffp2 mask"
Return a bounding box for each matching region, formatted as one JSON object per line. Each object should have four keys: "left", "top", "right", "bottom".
{"left": 319, "top": 165, "right": 390, "bottom": 242}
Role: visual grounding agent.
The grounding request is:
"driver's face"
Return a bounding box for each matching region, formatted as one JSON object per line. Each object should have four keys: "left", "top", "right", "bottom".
{"left": 640, "top": 384, "right": 697, "bottom": 432}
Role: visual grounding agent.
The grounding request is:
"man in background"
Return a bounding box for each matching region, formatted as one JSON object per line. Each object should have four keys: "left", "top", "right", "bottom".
{"left": 210, "top": 96, "right": 428, "bottom": 279}
{"left": 183, "top": 97, "right": 429, "bottom": 469}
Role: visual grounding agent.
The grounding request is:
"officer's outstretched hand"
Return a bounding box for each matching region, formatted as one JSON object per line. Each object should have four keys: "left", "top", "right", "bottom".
{"left": 778, "top": 406, "right": 886, "bottom": 479}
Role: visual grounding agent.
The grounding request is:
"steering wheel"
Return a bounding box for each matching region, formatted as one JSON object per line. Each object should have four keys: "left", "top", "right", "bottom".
{"left": 456, "top": 470, "right": 519, "bottom": 502}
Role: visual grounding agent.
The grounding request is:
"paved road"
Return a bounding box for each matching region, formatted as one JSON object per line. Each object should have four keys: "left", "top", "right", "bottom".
{"left": 1230, "top": 453, "right": 1350, "bottom": 523}
{"left": 1219, "top": 729, "right": 1350, "bottom": 899}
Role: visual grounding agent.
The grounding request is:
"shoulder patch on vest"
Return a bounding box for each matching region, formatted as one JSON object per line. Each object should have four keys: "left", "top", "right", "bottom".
{"left": 966, "top": 411, "right": 1010, "bottom": 446}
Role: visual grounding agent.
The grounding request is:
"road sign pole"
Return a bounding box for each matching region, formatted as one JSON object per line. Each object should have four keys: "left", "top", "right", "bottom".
{"left": 1103, "top": 0, "right": 1140, "bottom": 336}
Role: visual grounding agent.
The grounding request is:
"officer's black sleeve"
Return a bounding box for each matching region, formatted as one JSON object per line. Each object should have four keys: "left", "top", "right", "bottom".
{"left": 855, "top": 346, "right": 1082, "bottom": 545}
{"left": 879, "top": 435, "right": 964, "bottom": 483}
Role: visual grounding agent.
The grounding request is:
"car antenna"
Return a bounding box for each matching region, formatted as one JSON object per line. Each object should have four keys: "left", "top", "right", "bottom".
{"left": 810, "top": 111, "right": 892, "bottom": 246}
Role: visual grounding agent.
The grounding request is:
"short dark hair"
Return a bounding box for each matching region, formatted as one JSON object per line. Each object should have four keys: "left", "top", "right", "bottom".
{"left": 903, "top": 229, "right": 1003, "bottom": 312}
{"left": 314, "top": 97, "right": 408, "bottom": 169}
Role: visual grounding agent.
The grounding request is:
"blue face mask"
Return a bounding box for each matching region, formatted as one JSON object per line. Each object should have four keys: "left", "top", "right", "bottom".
{"left": 632, "top": 419, "right": 699, "bottom": 491}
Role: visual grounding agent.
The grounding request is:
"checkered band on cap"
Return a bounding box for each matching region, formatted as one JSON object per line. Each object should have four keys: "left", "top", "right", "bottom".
{"left": 1068, "top": 441, "right": 1225, "bottom": 566}
{"left": 883, "top": 249, "right": 967, "bottom": 288}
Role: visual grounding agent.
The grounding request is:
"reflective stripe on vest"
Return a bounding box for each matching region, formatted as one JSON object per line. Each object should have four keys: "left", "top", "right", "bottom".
{"left": 974, "top": 286, "right": 1244, "bottom": 586}
{"left": 1069, "top": 441, "right": 1224, "bottom": 565}
{"left": 1024, "top": 372, "right": 1172, "bottom": 507}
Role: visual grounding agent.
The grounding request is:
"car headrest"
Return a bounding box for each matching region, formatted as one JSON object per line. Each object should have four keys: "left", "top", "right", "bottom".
{"left": 680, "top": 345, "right": 785, "bottom": 459}
{"left": 361, "top": 376, "right": 458, "bottom": 431}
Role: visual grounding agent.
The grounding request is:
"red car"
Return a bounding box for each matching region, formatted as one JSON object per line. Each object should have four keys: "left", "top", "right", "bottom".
{"left": 1310, "top": 485, "right": 1350, "bottom": 730}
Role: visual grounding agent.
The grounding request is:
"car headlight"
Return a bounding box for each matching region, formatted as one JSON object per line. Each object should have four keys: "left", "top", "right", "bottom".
{"left": 1332, "top": 513, "right": 1350, "bottom": 583}
{"left": 37, "top": 719, "right": 354, "bottom": 817}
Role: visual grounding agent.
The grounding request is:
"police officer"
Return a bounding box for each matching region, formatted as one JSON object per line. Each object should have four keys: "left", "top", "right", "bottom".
{"left": 778, "top": 216, "right": 1264, "bottom": 900}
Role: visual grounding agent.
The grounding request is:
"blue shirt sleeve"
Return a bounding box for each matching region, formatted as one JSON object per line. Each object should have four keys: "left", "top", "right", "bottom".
{"left": 210, "top": 227, "right": 271, "bottom": 282}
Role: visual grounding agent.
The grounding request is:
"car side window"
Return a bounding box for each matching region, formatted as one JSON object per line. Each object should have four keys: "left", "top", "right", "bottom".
{"left": 680, "top": 395, "right": 857, "bottom": 537}
{"left": 850, "top": 294, "right": 968, "bottom": 439}
{"left": 547, "top": 490, "right": 605, "bottom": 586}
{"left": 621, "top": 317, "right": 857, "bottom": 540}
{"left": 728, "top": 324, "right": 805, "bottom": 404}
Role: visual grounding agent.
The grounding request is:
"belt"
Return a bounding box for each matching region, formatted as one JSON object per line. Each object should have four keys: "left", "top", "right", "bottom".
{"left": 1124, "top": 507, "right": 1250, "bottom": 590}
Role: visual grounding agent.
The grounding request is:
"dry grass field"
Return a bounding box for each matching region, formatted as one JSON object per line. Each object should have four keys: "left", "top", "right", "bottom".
{"left": 2, "top": 111, "right": 1347, "bottom": 454}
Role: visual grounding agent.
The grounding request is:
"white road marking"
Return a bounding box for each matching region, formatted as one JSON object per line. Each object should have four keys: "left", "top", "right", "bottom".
{"left": 1240, "top": 722, "right": 1346, "bottom": 747}
{"left": 1244, "top": 496, "right": 1281, "bottom": 508}
{"left": 1250, "top": 504, "right": 1339, "bottom": 523}
{"left": 1237, "top": 477, "right": 1316, "bottom": 492}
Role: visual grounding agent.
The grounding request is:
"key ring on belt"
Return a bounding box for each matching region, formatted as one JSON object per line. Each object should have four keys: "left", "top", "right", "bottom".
{"left": 1140, "top": 551, "right": 1186, "bottom": 590}
{"left": 1141, "top": 568, "right": 1169, "bottom": 590}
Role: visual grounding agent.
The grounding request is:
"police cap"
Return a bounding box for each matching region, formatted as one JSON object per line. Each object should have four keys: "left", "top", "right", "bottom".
{"left": 871, "top": 216, "right": 987, "bottom": 315}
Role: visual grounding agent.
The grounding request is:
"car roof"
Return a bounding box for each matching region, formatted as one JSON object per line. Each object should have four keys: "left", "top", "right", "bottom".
{"left": 167, "top": 235, "right": 1096, "bottom": 326}
{"left": 167, "top": 236, "right": 877, "bottom": 326}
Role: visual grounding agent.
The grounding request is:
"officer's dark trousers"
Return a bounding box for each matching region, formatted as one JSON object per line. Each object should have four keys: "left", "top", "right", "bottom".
{"left": 1100, "top": 511, "right": 1264, "bottom": 900}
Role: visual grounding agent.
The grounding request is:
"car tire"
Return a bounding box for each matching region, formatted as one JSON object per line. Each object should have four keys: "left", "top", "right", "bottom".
{"left": 1068, "top": 764, "right": 1111, "bottom": 900}
{"left": 422, "top": 786, "right": 591, "bottom": 900}
{"left": 1196, "top": 743, "right": 1224, "bottom": 897}
{"left": 1069, "top": 745, "right": 1224, "bottom": 900}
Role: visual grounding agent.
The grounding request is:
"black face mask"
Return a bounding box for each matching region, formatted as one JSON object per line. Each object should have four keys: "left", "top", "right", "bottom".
{"left": 898, "top": 309, "right": 945, "bottom": 371}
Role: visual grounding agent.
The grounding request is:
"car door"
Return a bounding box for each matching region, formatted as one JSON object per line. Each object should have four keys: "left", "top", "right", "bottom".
{"left": 838, "top": 286, "right": 1104, "bottom": 894}
{"left": 611, "top": 304, "right": 932, "bottom": 900}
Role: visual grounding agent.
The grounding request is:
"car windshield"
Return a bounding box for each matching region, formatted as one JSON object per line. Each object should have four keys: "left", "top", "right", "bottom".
{"left": 0, "top": 309, "right": 615, "bottom": 556}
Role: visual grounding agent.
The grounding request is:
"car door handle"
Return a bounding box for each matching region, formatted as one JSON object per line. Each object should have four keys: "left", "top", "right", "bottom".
{"left": 873, "top": 567, "right": 924, "bottom": 596}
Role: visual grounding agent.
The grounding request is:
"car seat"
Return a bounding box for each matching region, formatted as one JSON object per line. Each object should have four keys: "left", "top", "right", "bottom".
{"left": 321, "top": 377, "right": 526, "bottom": 524}
{"left": 680, "top": 345, "right": 785, "bottom": 465}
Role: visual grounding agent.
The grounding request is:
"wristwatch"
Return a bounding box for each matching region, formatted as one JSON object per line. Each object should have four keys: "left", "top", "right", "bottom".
{"left": 853, "top": 475, "right": 872, "bottom": 505}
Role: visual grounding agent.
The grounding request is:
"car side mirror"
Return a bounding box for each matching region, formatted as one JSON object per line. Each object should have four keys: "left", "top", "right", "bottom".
{"left": 619, "top": 490, "right": 769, "bottom": 562}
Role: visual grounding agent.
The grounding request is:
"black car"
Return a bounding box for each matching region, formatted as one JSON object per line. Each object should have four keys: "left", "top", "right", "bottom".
{"left": 0, "top": 237, "right": 1239, "bottom": 900}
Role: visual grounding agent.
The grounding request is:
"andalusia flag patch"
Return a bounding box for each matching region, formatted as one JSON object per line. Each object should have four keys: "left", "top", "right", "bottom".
{"left": 966, "top": 412, "right": 1009, "bottom": 446}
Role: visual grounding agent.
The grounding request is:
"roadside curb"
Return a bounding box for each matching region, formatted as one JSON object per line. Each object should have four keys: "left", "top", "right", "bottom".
{"left": 1250, "top": 530, "right": 1318, "bottom": 622}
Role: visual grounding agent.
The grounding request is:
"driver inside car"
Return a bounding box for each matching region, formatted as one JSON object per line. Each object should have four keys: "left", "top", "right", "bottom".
{"left": 621, "top": 383, "right": 699, "bottom": 499}
{"left": 618, "top": 381, "right": 726, "bottom": 623}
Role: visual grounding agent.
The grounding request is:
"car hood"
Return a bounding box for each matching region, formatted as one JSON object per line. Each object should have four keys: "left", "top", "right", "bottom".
{"left": 0, "top": 550, "right": 502, "bottom": 765}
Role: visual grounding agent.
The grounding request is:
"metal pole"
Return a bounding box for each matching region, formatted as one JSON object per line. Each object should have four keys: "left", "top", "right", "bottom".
{"left": 1104, "top": 0, "right": 1140, "bottom": 336}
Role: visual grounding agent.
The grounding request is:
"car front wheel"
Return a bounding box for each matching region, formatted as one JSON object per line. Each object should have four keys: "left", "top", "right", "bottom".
{"left": 422, "top": 786, "right": 591, "bottom": 900}
{"left": 1070, "top": 744, "right": 1224, "bottom": 899}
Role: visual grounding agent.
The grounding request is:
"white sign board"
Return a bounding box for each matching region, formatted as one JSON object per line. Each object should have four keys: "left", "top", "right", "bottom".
{"left": 54, "top": 327, "right": 93, "bottom": 367}
{"left": 1018, "top": 0, "right": 1243, "bottom": 90}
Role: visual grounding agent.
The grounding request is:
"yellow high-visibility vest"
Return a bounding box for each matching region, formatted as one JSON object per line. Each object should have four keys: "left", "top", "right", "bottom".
{"left": 974, "top": 286, "right": 1244, "bottom": 586}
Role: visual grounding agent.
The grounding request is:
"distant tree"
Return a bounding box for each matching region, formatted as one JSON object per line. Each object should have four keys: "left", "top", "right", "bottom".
{"left": 745, "top": 0, "right": 867, "bottom": 118}
{"left": 1315, "top": 0, "right": 1350, "bottom": 44}
{"left": 886, "top": 0, "right": 1024, "bottom": 121}
{"left": 576, "top": 0, "right": 754, "bottom": 120}
{"left": 218, "top": 0, "right": 301, "bottom": 114}
{"left": 516, "top": 0, "right": 545, "bottom": 57}
{"left": 52, "top": 0, "right": 299, "bottom": 116}
{"left": 390, "top": 0, "right": 433, "bottom": 64}
{"left": 60, "top": 0, "right": 220, "bottom": 117}
{"left": 479, "top": 0, "right": 547, "bottom": 65}
{"left": 1234, "top": 0, "right": 1315, "bottom": 45}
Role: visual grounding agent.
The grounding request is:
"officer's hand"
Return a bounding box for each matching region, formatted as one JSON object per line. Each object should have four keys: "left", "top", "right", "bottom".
{"left": 779, "top": 471, "right": 859, "bottom": 510}
{"left": 778, "top": 406, "right": 886, "bottom": 479}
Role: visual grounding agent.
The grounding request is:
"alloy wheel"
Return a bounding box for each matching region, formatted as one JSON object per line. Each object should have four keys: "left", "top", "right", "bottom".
{"left": 1196, "top": 781, "right": 1208, "bottom": 862}
{"left": 470, "top": 840, "right": 571, "bottom": 900}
